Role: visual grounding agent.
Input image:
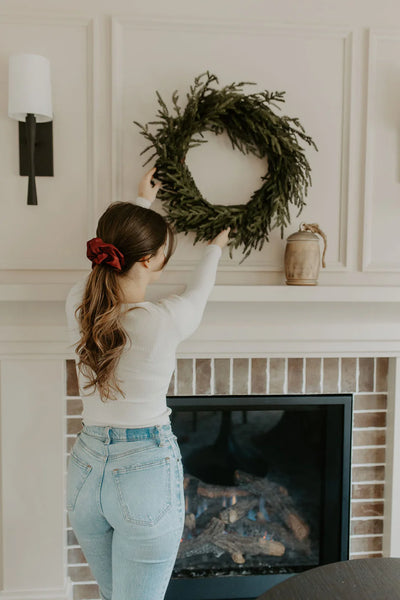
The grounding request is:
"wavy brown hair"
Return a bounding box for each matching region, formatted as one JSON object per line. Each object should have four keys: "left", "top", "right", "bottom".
{"left": 74, "top": 201, "right": 175, "bottom": 402}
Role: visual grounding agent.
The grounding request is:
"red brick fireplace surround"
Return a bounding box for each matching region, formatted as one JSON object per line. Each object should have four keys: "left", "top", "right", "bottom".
{"left": 66, "top": 356, "right": 388, "bottom": 600}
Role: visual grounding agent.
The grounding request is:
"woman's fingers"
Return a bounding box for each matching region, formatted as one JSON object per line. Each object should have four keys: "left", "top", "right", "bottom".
{"left": 208, "top": 227, "right": 231, "bottom": 248}
{"left": 145, "top": 166, "right": 157, "bottom": 180}
{"left": 145, "top": 167, "right": 163, "bottom": 190}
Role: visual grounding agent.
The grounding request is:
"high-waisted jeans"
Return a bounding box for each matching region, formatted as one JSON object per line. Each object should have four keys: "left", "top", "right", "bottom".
{"left": 66, "top": 422, "right": 185, "bottom": 600}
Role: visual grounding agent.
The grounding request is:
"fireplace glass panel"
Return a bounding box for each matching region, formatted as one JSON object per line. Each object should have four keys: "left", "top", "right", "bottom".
{"left": 166, "top": 395, "right": 352, "bottom": 599}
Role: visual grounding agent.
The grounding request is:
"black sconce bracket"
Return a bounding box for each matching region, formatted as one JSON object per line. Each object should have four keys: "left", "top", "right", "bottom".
{"left": 18, "top": 120, "right": 53, "bottom": 177}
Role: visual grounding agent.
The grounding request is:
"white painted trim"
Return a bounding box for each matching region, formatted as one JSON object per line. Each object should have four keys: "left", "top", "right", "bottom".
{"left": 0, "top": 14, "right": 98, "bottom": 272}
{"left": 112, "top": 14, "right": 353, "bottom": 35}
{"left": 362, "top": 29, "right": 400, "bottom": 272}
{"left": 3, "top": 344, "right": 400, "bottom": 359}
{"left": 337, "top": 30, "right": 354, "bottom": 270}
{"left": 4, "top": 283, "right": 400, "bottom": 302}
{"left": 0, "top": 360, "right": 70, "bottom": 597}
{"left": 87, "top": 18, "right": 100, "bottom": 237}
{"left": 111, "top": 17, "right": 124, "bottom": 205}
{"left": 0, "top": 580, "right": 72, "bottom": 600}
{"left": 111, "top": 15, "right": 353, "bottom": 270}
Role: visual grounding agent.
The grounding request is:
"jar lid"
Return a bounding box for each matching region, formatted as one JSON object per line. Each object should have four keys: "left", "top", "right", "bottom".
{"left": 286, "top": 230, "right": 319, "bottom": 241}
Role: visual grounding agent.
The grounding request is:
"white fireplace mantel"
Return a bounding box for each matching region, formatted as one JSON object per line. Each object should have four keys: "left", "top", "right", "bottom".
{"left": 1, "top": 283, "right": 400, "bottom": 358}
{"left": 3, "top": 283, "right": 400, "bottom": 303}
{"left": 1, "top": 285, "right": 400, "bottom": 600}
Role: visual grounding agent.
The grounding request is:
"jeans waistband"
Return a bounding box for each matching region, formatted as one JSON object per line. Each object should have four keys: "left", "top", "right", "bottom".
{"left": 81, "top": 422, "right": 173, "bottom": 444}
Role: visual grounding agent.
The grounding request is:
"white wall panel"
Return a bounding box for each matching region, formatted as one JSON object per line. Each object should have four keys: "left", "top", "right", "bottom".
{"left": 0, "top": 359, "right": 66, "bottom": 593}
{"left": 0, "top": 16, "right": 96, "bottom": 270}
{"left": 363, "top": 29, "right": 400, "bottom": 271}
{"left": 112, "top": 17, "right": 354, "bottom": 270}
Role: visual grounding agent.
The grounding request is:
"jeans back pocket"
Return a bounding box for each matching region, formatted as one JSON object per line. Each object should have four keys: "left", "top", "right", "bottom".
{"left": 112, "top": 457, "right": 172, "bottom": 526}
{"left": 66, "top": 452, "right": 92, "bottom": 512}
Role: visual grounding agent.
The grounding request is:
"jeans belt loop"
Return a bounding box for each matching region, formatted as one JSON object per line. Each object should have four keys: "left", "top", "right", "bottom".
{"left": 155, "top": 425, "right": 164, "bottom": 447}
{"left": 105, "top": 426, "right": 111, "bottom": 445}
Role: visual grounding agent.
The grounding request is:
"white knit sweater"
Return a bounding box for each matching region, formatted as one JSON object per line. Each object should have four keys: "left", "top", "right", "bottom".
{"left": 65, "top": 197, "right": 222, "bottom": 427}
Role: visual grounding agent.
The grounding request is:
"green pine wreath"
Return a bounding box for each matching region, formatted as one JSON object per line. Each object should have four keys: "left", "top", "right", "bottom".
{"left": 134, "top": 72, "right": 317, "bottom": 261}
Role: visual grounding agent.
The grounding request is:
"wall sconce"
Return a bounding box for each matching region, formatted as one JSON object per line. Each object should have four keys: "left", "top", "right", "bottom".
{"left": 8, "top": 53, "right": 53, "bottom": 206}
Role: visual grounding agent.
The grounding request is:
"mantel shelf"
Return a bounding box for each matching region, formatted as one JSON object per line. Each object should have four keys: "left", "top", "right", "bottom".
{"left": 2, "top": 283, "right": 400, "bottom": 303}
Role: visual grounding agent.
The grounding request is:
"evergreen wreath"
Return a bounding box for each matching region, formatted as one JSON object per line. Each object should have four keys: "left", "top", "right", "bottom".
{"left": 134, "top": 72, "right": 317, "bottom": 260}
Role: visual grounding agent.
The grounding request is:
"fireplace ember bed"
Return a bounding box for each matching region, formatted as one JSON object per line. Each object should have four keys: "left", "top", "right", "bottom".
{"left": 165, "top": 394, "right": 352, "bottom": 600}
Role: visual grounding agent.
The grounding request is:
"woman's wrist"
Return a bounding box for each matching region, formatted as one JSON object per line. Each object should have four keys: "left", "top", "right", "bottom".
{"left": 135, "top": 196, "right": 152, "bottom": 209}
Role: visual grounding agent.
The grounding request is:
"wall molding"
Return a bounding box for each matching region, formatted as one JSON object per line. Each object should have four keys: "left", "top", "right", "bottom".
{"left": 0, "top": 579, "right": 72, "bottom": 600}
{"left": 0, "top": 14, "right": 99, "bottom": 271}
{"left": 2, "top": 327, "right": 400, "bottom": 358}
{"left": 111, "top": 16, "right": 355, "bottom": 271}
{"left": 362, "top": 28, "right": 400, "bottom": 272}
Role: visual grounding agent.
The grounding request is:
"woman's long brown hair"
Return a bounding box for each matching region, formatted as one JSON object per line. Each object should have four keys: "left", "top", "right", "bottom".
{"left": 74, "top": 201, "right": 175, "bottom": 402}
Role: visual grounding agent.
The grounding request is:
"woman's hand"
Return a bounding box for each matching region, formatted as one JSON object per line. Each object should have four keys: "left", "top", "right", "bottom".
{"left": 208, "top": 227, "right": 231, "bottom": 249}
{"left": 138, "top": 167, "right": 162, "bottom": 204}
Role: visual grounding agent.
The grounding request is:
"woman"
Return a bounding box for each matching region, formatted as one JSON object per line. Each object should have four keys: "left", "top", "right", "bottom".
{"left": 65, "top": 167, "right": 230, "bottom": 600}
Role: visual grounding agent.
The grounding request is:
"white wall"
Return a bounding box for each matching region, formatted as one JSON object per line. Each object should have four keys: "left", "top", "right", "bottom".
{"left": 0, "top": 0, "right": 400, "bottom": 285}
{"left": 1, "top": 1, "right": 400, "bottom": 598}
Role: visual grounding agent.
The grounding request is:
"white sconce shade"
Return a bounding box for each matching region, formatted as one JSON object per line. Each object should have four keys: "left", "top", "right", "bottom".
{"left": 8, "top": 53, "right": 53, "bottom": 122}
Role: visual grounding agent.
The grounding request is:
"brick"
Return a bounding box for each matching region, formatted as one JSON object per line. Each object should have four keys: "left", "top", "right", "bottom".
{"left": 73, "top": 584, "right": 100, "bottom": 600}
{"left": 351, "top": 519, "right": 384, "bottom": 535}
{"left": 350, "top": 553, "right": 383, "bottom": 559}
{"left": 351, "top": 502, "right": 384, "bottom": 518}
{"left": 352, "top": 483, "right": 384, "bottom": 500}
{"left": 167, "top": 370, "right": 175, "bottom": 396}
{"left": 376, "top": 358, "right": 389, "bottom": 392}
{"left": 68, "top": 566, "right": 94, "bottom": 582}
{"left": 352, "top": 447, "right": 386, "bottom": 464}
{"left": 232, "top": 359, "right": 249, "bottom": 395}
{"left": 288, "top": 358, "right": 303, "bottom": 393}
{"left": 305, "top": 358, "right": 321, "bottom": 393}
{"left": 350, "top": 537, "right": 383, "bottom": 553}
{"left": 269, "top": 358, "right": 285, "bottom": 394}
{"left": 67, "top": 529, "right": 79, "bottom": 545}
{"left": 195, "top": 359, "right": 211, "bottom": 395}
{"left": 323, "top": 358, "right": 339, "bottom": 393}
{"left": 251, "top": 358, "right": 267, "bottom": 394}
{"left": 68, "top": 547, "right": 87, "bottom": 564}
{"left": 176, "top": 359, "right": 193, "bottom": 395}
{"left": 352, "top": 430, "right": 386, "bottom": 447}
{"left": 67, "top": 399, "right": 83, "bottom": 416}
{"left": 66, "top": 360, "right": 79, "bottom": 396}
{"left": 353, "top": 412, "right": 386, "bottom": 428}
{"left": 359, "top": 358, "right": 374, "bottom": 392}
{"left": 68, "top": 419, "right": 83, "bottom": 435}
{"left": 354, "top": 394, "right": 387, "bottom": 411}
{"left": 352, "top": 466, "right": 385, "bottom": 482}
{"left": 214, "top": 359, "right": 230, "bottom": 395}
{"left": 341, "top": 358, "right": 356, "bottom": 392}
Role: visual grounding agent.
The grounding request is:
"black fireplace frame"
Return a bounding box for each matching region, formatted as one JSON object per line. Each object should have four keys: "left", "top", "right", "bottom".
{"left": 165, "top": 393, "right": 352, "bottom": 600}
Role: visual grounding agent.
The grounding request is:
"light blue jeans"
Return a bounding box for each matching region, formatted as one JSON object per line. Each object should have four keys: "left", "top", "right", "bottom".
{"left": 66, "top": 422, "right": 185, "bottom": 600}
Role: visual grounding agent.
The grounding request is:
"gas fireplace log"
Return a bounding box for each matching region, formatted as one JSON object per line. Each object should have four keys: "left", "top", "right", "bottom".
{"left": 183, "top": 473, "right": 250, "bottom": 498}
{"left": 177, "top": 539, "right": 222, "bottom": 560}
{"left": 286, "top": 513, "right": 310, "bottom": 542}
{"left": 219, "top": 496, "right": 259, "bottom": 524}
{"left": 234, "top": 470, "right": 310, "bottom": 542}
{"left": 197, "top": 482, "right": 251, "bottom": 499}
{"left": 213, "top": 532, "right": 285, "bottom": 563}
{"left": 178, "top": 516, "right": 286, "bottom": 564}
{"left": 257, "top": 521, "right": 313, "bottom": 556}
{"left": 177, "top": 517, "right": 226, "bottom": 559}
{"left": 184, "top": 513, "right": 196, "bottom": 530}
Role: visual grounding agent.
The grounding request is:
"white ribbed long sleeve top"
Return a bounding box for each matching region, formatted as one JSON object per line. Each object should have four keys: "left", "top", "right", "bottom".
{"left": 65, "top": 197, "right": 222, "bottom": 428}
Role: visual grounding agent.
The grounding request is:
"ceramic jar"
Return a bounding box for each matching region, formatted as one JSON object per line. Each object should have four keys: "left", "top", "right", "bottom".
{"left": 284, "top": 223, "right": 327, "bottom": 285}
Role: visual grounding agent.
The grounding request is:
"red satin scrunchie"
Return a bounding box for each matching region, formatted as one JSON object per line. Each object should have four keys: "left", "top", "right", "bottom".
{"left": 86, "top": 237, "right": 125, "bottom": 271}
